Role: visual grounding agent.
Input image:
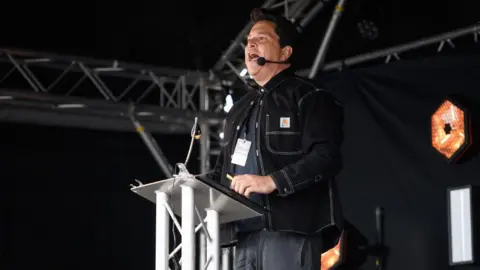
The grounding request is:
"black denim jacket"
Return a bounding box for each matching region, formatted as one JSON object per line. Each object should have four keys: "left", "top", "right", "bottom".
{"left": 208, "top": 68, "right": 345, "bottom": 245}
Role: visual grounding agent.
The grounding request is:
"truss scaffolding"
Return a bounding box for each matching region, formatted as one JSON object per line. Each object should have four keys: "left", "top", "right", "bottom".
{"left": 0, "top": 48, "right": 226, "bottom": 109}
{"left": 308, "top": 0, "right": 346, "bottom": 78}
{"left": 299, "top": 22, "right": 480, "bottom": 75}
{"left": 0, "top": 48, "right": 226, "bottom": 175}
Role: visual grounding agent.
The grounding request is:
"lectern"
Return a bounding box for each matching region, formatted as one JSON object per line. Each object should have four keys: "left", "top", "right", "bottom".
{"left": 131, "top": 163, "right": 264, "bottom": 270}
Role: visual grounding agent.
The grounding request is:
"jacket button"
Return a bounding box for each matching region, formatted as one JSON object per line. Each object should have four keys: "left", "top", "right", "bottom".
{"left": 284, "top": 188, "right": 289, "bottom": 193}
{"left": 236, "top": 125, "right": 240, "bottom": 130}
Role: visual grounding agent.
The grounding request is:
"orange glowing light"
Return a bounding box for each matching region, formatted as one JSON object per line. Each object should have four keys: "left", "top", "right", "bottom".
{"left": 431, "top": 99, "right": 470, "bottom": 162}
{"left": 321, "top": 231, "right": 345, "bottom": 270}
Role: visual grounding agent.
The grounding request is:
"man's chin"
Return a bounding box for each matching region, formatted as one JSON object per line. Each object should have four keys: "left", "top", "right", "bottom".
{"left": 246, "top": 66, "right": 261, "bottom": 77}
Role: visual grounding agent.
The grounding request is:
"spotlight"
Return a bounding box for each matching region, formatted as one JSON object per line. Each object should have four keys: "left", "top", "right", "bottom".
{"left": 319, "top": 222, "right": 369, "bottom": 270}
{"left": 321, "top": 230, "right": 347, "bottom": 269}
{"left": 320, "top": 208, "right": 389, "bottom": 269}
{"left": 447, "top": 185, "right": 480, "bottom": 266}
{"left": 357, "top": 19, "right": 379, "bottom": 41}
{"left": 431, "top": 99, "right": 472, "bottom": 163}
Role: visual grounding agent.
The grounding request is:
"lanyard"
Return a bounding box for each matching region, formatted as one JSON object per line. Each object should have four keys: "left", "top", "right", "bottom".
{"left": 240, "top": 93, "right": 263, "bottom": 139}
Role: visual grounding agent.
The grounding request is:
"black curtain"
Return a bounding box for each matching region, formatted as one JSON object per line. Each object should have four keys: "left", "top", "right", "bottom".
{"left": 1, "top": 48, "right": 479, "bottom": 270}
{"left": 318, "top": 47, "right": 480, "bottom": 270}
{"left": 0, "top": 124, "right": 196, "bottom": 270}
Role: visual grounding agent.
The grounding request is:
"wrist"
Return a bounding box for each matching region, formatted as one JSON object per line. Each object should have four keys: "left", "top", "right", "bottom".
{"left": 266, "top": 176, "right": 277, "bottom": 190}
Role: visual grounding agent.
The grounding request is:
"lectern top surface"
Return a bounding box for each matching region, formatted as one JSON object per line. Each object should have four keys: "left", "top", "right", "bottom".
{"left": 130, "top": 173, "right": 266, "bottom": 224}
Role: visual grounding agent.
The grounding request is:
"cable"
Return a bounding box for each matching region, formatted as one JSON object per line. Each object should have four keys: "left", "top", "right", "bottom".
{"left": 184, "top": 117, "right": 199, "bottom": 166}
{"left": 169, "top": 117, "right": 199, "bottom": 270}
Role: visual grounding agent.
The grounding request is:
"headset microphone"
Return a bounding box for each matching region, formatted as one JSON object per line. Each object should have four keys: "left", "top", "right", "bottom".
{"left": 256, "top": 57, "right": 289, "bottom": 66}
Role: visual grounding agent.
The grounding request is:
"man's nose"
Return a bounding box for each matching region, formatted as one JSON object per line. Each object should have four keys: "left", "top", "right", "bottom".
{"left": 248, "top": 41, "right": 257, "bottom": 48}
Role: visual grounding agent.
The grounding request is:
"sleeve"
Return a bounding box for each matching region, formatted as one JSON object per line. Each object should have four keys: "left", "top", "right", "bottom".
{"left": 269, "top": 88, "right": 344, "bottom": 197}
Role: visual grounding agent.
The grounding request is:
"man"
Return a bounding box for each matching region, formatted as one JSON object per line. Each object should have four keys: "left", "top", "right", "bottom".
{"left": 207, "top": 8, "right": 344, "bottom": 270}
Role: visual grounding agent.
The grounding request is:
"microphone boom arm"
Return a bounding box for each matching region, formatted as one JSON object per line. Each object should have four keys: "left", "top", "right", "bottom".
{"left": 256, "top": 57, "right": 290, "bottom": 66}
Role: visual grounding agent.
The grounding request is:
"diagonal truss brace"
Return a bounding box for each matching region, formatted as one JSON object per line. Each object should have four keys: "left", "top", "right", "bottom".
{"left": 160, "top": 192, "right": 219, "bottom": 270}
{"left": 0, "top": 48, "right": 223, "bottom": 111}
{"left": 162, "top": 201, "right": 209, "bottom": 263}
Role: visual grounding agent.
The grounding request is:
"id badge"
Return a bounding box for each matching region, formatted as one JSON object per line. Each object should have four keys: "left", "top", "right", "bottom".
{"left": 231, "top": 138, "right": 251, "bottom": 167}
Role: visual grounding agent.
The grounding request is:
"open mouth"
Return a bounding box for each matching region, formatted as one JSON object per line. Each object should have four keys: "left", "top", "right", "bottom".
{"left": 248, "top": 53, "right": 260, "bottom": 62}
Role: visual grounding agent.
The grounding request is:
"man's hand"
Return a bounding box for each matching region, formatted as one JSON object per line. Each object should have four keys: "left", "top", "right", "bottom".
{"left": 230, "top": 174, "right": 277, "bottom": 197}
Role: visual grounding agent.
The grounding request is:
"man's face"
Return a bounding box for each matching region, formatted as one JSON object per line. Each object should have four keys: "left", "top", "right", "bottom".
{"left": 245, "top": 21, "right": 285, "bottom": 78}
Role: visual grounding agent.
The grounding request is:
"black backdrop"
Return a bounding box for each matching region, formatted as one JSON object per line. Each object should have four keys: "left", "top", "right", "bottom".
{"left": 1, "top": 48, "right": 479, "bottom": 270}
{"left": 319, "top": 47, "right": 480, "bottom": 270}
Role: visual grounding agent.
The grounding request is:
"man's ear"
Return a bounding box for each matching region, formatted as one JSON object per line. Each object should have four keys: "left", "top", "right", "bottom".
{"left": 281, "top": 46, "right": 293, "bottom": 61}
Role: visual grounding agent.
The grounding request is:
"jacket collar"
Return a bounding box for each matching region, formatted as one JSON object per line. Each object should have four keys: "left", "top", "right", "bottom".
{"left": 259, "top": 67, "right": 295, "bottom": 92}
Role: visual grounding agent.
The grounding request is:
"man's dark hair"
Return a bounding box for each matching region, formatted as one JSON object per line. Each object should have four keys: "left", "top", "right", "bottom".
{"left": 250, "top": 8, "right": 298, "bottom": 51}
{"left": 250, "top": 8, "right": 299, "bottom": 65}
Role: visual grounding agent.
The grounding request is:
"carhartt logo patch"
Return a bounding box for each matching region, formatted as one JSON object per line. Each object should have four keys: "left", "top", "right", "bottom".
{"left": 280, "top": 117, "right": 290, "bottom": 128}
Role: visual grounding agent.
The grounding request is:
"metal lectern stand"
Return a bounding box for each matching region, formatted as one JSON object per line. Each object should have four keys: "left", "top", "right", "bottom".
{"left": 131, "top": 164, "right": 264, "bottom": 270}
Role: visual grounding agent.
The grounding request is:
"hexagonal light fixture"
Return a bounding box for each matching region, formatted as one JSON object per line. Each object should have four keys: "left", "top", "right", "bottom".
{"left": 431, "top": 99, "right": 471, "bottom": 163}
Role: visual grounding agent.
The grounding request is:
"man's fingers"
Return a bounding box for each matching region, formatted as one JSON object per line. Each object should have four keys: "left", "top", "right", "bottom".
{"left": 233, "top": 180, "right": 241, "bottom": 193}
{"left": 230, "top": 176, "right": 238, "bottom": 189}
{"left": 244, "top": 187, "right": 253, "bottom": 198}
{"left": 230, "top": 175, "right": 242, "bottom": 189}
{"left": 231, "top": 175, "right": 247, "bottom": 188}
{"left": 233, "top": 175, "right": 245, "bottom": 181}
{"left": 230, "top": 174, "right": 255, "bottom": 196}
{"left": 238, "top": 182, "right": 249, "bottom": 196}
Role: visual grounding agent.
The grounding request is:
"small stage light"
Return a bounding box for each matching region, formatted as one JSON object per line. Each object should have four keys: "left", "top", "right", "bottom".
{"left": 357, "top": 19, "right": 379, "bottom": 41}
{"left": 447, "top": 185, "right": 480, "bottom": 266}
{"left": 431, "top": 99, "right": 471, "bottom": 163}
{"left": 321, "top": 230, "right": 346, "bottom": 269}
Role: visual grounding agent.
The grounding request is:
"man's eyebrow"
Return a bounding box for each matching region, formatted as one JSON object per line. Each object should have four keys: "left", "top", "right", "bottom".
{"left": 247, "top": 31, "right": 274, "bottom": 39}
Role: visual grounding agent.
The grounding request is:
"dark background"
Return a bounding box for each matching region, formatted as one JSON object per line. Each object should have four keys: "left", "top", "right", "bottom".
{"left": 1, "top": 0, "right": 479, "bottom": 70}
{"left": 1, "top": 0, "right": 480, "bottom": 269}
{"left": 0, "top": 124, "right": 200, "bottom": 269}
{"left": 319, "top": 48, "right": 480, "bottom": 270}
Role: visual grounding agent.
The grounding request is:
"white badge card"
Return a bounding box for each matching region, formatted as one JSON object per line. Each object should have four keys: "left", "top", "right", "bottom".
{"left": 231, "top": 139, "right": 252, "bottom": 167}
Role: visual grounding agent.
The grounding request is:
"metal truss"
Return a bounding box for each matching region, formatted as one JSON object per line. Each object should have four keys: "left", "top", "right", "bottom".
{"left": 0, "top": 48, "right": 224, "bottom": 110}
{"left": 298, "top": 22, "right": 480, "bottom": 75}
{"left": 0, "top": 48, "right": 227, "bottom": 174}
{"left": 308, "top": 0, "right": 346, "bottom": 78}
{"left": 212, "top": 0, "right": 330, "bottom": 84}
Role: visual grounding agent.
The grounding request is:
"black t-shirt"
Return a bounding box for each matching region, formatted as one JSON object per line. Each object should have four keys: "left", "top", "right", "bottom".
{"left": 233, "top": 95, "right": 265, "bottom": 232}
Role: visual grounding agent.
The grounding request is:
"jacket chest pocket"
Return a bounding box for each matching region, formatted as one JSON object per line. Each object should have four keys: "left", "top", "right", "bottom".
{"left": 265, "top": 114, "right": 303, "bottom": 155}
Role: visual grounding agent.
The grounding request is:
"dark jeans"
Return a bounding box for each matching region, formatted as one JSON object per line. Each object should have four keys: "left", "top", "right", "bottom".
{"left": 234, "top": 230, "right": 323, "bottom": 270}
